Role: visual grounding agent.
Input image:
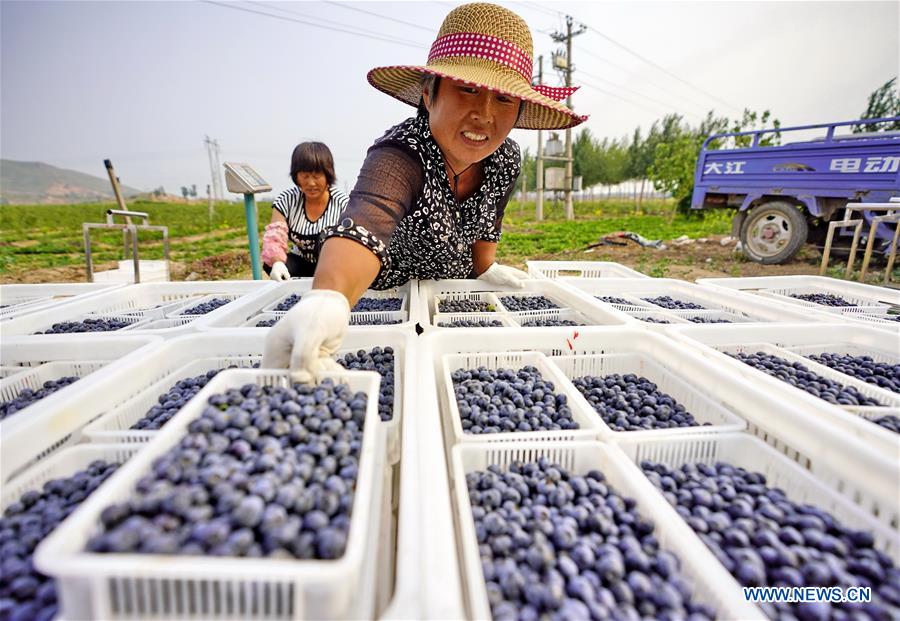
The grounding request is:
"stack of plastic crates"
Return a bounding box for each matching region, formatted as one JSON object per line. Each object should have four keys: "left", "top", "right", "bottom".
{"left": 202, "top": 279, "right": 420, "bottom": 330}
{"left": 414, "top": 325, "right": 899, "bottom": 619}
{"left": 0, "top": 281, "right": 276, "bottom": 337}
{"left": 697, "top": 275, "right": 900, "bottom": 329}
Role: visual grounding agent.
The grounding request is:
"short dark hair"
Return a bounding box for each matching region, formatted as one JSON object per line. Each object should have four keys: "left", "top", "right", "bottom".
{"left": 417, "top": 74, "right": 441, "bottom": 116}
{"left": 290, "top": 142, "right": 336, "bottom": 187}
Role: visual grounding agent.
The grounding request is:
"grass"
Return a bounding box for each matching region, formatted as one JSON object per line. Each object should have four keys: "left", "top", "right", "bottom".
{"left": 0, "top": 196, "right": 741, "bottom": 281}
{"left": 497, "top": 198, "right": 731, "bottom": 267}
{"left": 0, "top": 200, "right": 269, "bottom": 275}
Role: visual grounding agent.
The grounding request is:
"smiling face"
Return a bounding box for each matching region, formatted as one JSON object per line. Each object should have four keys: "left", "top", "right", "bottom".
{"left": 295, "top": 171, "right": 328, "bottom": 201}
{"left": 422, "top": 78, "right": 520, "bottom": 173}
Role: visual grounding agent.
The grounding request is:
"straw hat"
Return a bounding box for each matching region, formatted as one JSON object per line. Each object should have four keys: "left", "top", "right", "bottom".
{"left": 367, "top": 2, "right": 588, "bottom": 130}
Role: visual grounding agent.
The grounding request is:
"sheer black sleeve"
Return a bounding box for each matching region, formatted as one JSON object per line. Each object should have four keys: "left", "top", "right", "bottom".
{"left": 324, "top": 145, "right": 424, "bottom": 270}
{"left": 479, "top": 141, "right": 520, "bottom": 242}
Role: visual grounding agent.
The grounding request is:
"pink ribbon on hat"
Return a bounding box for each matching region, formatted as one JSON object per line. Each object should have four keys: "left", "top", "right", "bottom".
{"left": 428, "top": 31, "right": 580, "bottom": 101}
{"left": 533, "top": 84, "right": 580, "bottom": 101}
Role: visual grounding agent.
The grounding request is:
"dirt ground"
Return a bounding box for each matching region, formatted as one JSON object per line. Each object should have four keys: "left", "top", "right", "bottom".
{"left": 4, "top": 235, "right": 897, "bottom": 286}
{"left": 510, "top": 234, "right": 898, "bottom": 285}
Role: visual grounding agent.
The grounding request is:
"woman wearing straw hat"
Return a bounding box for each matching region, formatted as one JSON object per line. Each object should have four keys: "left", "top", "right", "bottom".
{"left": 263, "top": 2, "right": 586, "bottom": 379}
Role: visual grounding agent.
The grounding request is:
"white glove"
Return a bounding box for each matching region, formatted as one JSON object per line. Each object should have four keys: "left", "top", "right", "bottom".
{"left": 261, "top": 289, "right": 350, "bottom": 383}
{"left": 269, "top": 261, "right": 291, "bottom": 281}
{"left": 477, "top": 263, "right": 530, "bottom": 289}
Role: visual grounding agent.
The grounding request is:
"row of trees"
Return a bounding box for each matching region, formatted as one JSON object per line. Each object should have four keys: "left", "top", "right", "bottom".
{"left": 520, "top": 77, "right": 898, "bottom": 213}
{"left": 520, "top": 108, "right": 781, "bottom": 212}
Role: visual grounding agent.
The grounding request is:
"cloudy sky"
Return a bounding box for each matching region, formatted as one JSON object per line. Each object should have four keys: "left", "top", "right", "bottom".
{"left": 1, "top": 0, "right": 897, "bottom": 199}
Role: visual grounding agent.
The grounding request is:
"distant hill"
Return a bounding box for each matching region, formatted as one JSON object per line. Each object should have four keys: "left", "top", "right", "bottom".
{"left": 0, "top": 159, "right": 144, "bottom": 205}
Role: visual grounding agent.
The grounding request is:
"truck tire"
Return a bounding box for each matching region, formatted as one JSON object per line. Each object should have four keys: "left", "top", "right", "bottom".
{"left": 739, "top": 201, "right": 808, "bottom": 264}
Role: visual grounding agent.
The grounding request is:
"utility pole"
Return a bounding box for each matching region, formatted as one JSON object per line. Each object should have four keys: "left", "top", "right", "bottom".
{"left": 204, "top": 136, "right": 224, "bottom": 201}
{"left": 551, "top": 16, "right": 587, "bottom": 220}
{"left": 535, "top": 55, "right": 544, "bottom": 221}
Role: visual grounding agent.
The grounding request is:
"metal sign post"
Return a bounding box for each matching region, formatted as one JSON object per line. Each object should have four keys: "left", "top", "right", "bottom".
{"left": 224, "top": 162, "right": 272, "bottom": 280}
{"left": 83, "top": 210, "right": 169, "bottom": 283}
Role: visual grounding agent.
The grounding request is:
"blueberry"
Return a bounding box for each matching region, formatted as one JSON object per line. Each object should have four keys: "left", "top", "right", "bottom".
{"left": 499, "top": 295, "right": 559, "bottom": 312}
{"left": 642, "top": 296, "right": 706, "bottom": 310}
{"left": 640, "top": 459, "right": 899, "bottom": 618}
{"left": 452, "top": 365, "right": 579, "bottom": 435}
{"left": 438, "top": 298, "right": 495, "bottom": 313}
{"left": 1, "top": 376, "right": 81, "bottom": 421}
{"left": 84, "top": 380, "right": 366, "bottom": 563}
{"left": 790, "top": 293, "right": 857, "bottom": 307}
{"left": 351, "top": 297, "right": 402, "bottom": 312}
{"left": 273, "top": 294, "right": 302, "bottom": 312}
{"left": 438, "top": 319, "right": 504, "bottom": 328}
{"left": 179, "top": 298, "right": 231, "bottom": 315}
{"left": 36, "top": 316, "right": 136, "bottom": 334}
{"left": 730, "top": 351, "right": 884, "bottom": 408}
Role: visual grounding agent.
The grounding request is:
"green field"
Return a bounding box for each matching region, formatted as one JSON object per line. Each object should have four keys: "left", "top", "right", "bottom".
{"left": 2, "top": 197, "right": 726, "bottom": 275}
{"left": 0, "top": 200, "right": 268, "bottom": 277}
{"left": 0, "top": 197, "right": 779, "bottom": 282}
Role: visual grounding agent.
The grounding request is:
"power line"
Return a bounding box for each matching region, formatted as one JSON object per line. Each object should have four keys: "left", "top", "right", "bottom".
{"left": 578, "top": 79, "right": 672, "bottom": 117}
{"left": 583, "top": 26, "right": 744, "bottom": 114}
{"left": 578, "top": 45, "right": 717, "bottom": 116}
{"left": 578, "top": 68, "right": 707, "bottom": 121}
{"left": 323, "top": 1, "right": 435, "bottom": 33}
{"left": 255, "top": 1, "right": 426, "bottom": 47}
{"left": 202, "top": 1, "right": 427, "bottom": 50}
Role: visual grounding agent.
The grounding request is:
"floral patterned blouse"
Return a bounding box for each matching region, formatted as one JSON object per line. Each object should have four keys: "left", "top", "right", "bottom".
{"left": 323, "top": 109, "right": 520, "bottom": 290}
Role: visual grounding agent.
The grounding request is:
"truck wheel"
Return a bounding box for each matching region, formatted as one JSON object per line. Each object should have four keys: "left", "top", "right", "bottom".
{"left": 739, "top": 201, "right": 808, "bottom": 264}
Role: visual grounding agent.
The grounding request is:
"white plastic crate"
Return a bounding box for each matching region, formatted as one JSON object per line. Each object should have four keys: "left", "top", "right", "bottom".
{"left": 77, "top": 330, "right": 413, "bottom": 465}
{"left": 786, "top": 342, "right": 900, "bottom": 366}
{"left": 756, "top": 287, "right": 891, "bottom": 315}
{"left": 434, "top": 291, "right": 502, "bottom": 314}
{"left": 349, "top": 310, "right": 405, "bottom": 327}
{"left": 82, "top": 355, "right": 262, "bottom": 444}
{"left": 432, "top": 312, "right": 516, "bottom": 328}
{"left": 420, "top": 327, "right": 900, "bottom": 530}
{"left": 626, "top": 310, "right": 692, "bottom": 325}
{"left": 350, "top": 290, "right": 408, "bottom": 314}
{"left": 526, "top": 260, "right": 649, "bottom": 279}
{"left": 240, "top": 312, "right": 282, "bottom": 328}
{"left": 668, "top": 323, "right": 900, "bottom": 467}
{"left": 418, "top": 279, "right": 627, "bottom": 331}
{"left": 203, "top": 279, "right": 419, "bottom": 330}
{"left": 440, "top": 350, "right": 603, "bottom": 445}
{"left": 841, "top": 312, "right": 900, "bottom": 329}
{"left": 0, "top": 281, "right": 276, "bottom": 337}
{"left": 557, "top": 277, "right": 817, "bottom": 324}
{"left": 672, "top": 309, "right": 755, "bottom": 324}
{"left": 0, "top": 359, "right": 109, "bottom": 423}
{"left": 510, "top": 308, "right": 591, "bottom": 327}
{"left": 549, "top": 353, "right": 746, "bottom": 440}
{"left": 592, "top": 293, "right": 654, "bottom": 312}
{"left": 0, "top": 335, "right": 162, "bottom": 483}
{"left": 616, "top": 433, "right": 900, "bottom": 560}
{"left": 165, "top": 293, "right": 240, "bottom": 317}
{"left": 132, "top": 316, "right": 199, "bottom": 330}
{"left": 451, "top": 441, "right": 764, "bottom": 620}
{"left": 35, "top": 368, "right": 387, "bottom": 621}
{"left": 1, "top": 444, "right": 142, "bottom": 514}
{"left": 712, "top": 341, "right": 900, "bottom": 434}
{"left": 0, "top": 282, "right": 124, "bottom": 320}
{"left": 0, "top": 365, "right": 26, "bottom": 379}
{"left": 697, "top": 275, "right": 900, "bottom": 307}
{"left": 29, "top": 312, "right": 152, "bottom": 334}
{"left": 495, "top": 291, "right": 567, "bottom": 313}
{"left": 262, "top": 292, "right": 305, "bottom": 314}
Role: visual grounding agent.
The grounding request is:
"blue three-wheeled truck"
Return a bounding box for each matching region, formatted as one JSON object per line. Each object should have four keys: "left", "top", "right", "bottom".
{"left": 692, "top": 117, "right": 900, "bottom": 264}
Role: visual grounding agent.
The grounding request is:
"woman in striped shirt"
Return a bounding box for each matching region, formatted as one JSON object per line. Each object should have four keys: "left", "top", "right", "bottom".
{"left": 262, "top": 142, "right": 349, "bottom": 279}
